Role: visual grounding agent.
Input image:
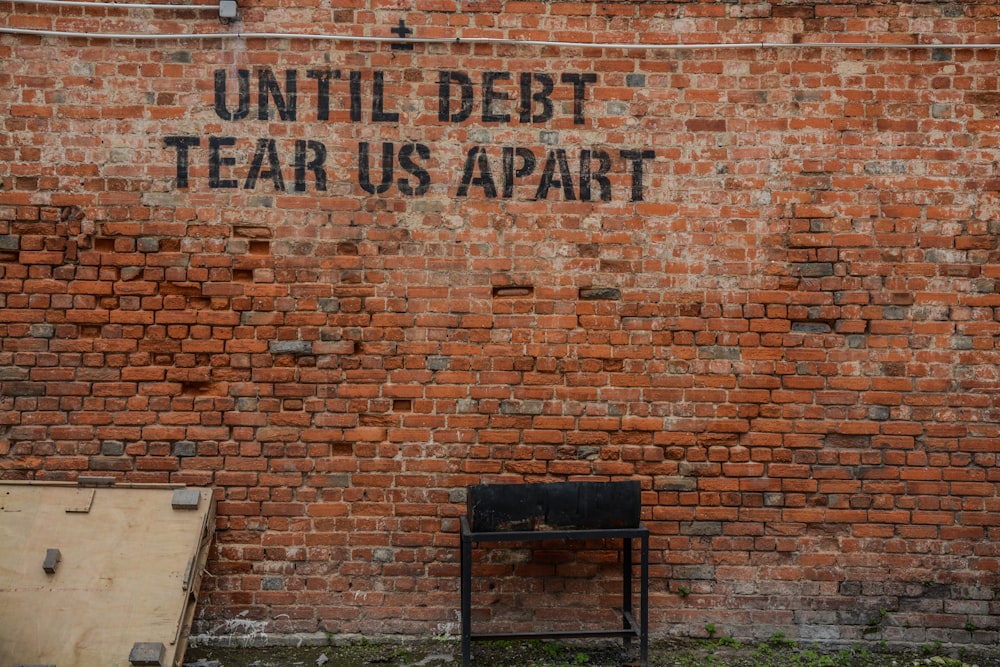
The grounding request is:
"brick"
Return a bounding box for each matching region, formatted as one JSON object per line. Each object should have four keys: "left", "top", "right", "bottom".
{"left": 171, "top": 488, "right": 200, "bottom": 510}
{"left": 128, "top": 642, "right": 164, "bottom": 666}
{"left": 3, "top": 1, "right": 999, "bottom": 647}
{"left": 42, "top": 548, "right": 60, "bottom": 574}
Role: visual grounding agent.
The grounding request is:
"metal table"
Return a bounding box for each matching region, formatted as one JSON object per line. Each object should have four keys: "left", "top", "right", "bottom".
{"left": 460, "top": 516, "right": 649, "bottom": 667}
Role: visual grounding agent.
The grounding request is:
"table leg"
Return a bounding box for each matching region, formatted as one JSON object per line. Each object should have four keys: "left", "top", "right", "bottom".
{"left": 623, "top": 536, "right": 633, "bottom": 656}
{"left": 461, "top": 533, "right": 472, "bottom": 667}
{"left": 640, "top": 531, "right": 649, "bottom": 667}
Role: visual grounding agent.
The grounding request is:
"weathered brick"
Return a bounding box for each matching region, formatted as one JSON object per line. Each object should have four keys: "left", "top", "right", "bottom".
{"left": 2, "top": 1, "right": 999, "bottom": 647}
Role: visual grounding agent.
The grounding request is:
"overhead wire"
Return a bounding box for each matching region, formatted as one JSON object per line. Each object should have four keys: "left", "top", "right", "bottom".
{"left": 7, "top": 0, "right": 216, "bottom": 10}
{"left": 3, "top": 0, "right": 1000, "bottom": 49}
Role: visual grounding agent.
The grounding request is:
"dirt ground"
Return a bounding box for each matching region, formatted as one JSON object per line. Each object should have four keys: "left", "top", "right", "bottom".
{"left": 183, "top": 637, "right": 1000, "bottom": 667}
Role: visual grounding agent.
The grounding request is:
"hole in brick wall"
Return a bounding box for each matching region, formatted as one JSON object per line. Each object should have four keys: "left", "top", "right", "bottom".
{"left": 179, "top": 381, "right": 226, "bottom": 396}
{"left": 161, "top": 282, "right": 202, "bottom": 296}
{"left": 0, "top": 251, "right": 16, "bottom": 263}
{"left": 248, "top": 240, "right": 270, "bottom": 255}
{"left": 393, "top": 399, "right": 412, "bottom": 411}
{"left": 493, "top": 285, "right": 534, "bottom": 298}
{"left": 579, "top": 287, "right": 622, "bottom": 300}
{"left": 234, "top": 225, "right": 272, "bottom": 239}
{"left": 79, "top": 325, "right": 101, "bottom": 338}
{"left": 179, "top": 381, "right": 207, "bottom": 396}
{"left": 232, "top": 269, "right": 254, "bottom": 282}
{"left": 188, "top": 296, "right": 210, "bottom": 310}
{"left": 94, "top": 238, "right": 115, "bottom": 252}
{"left": 60, "top": 205, "right": 85, "bottom": 223}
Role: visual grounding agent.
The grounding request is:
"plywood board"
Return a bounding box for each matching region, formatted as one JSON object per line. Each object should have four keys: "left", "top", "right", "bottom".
{"left": 0, "top": 482, "right": 215, "bottom": 667}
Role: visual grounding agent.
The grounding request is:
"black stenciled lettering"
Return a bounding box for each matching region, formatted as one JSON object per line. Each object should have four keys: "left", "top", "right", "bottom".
{"left": 246, "top": 138, "right": 286, "bottom": 190}
{"left": 306, "top": 69, "right": 340, "bottom": 121}
{"left": 501, "top": 147, "right": 535, "bottom": 198}
{"left": 620, "top": 149, "right": 655, "bottom": 202}
{"left": 208, "top": 136, "right": 238, "bottom": 189}
{"left": 535, "top": 149, "right": 575, "bottom": 200}
{"left": 164, "top": 136, "right": 200, "bottom": 188}
{"left": 560, "top": 73, "right": 596, "bottom": 125}
{"left": 350, "top": 71, "right": 363, "bottom": 122}
{"left": 258, "top": 69, "right": 297, "bottom": 122}
{"left": 213, "top": 69, "right": 250, "bottom": 121}
{"left": 580, "top": 149, "right": 611, "bottom": 202}
{"left": 397, "top": 143, "right": 431, "bottom": 196}
{"left": 518, "top": 73, "right": 553, "bottom": 124}
{"left": 457, "top": 147, "right": 497, "bottom": 198}
{"left": 482, "top": 71, "right": 511, "bottom": 123}
{"left": 372, "top": 71, "right": 400, "bottom": 122}
{"left": 295, "top": 140, "right": 327, "bottom": 192}
{"left": 438, "top": 71, "right": 473, "bottom": 123}
{"left": 344, "top": 71, "right": 399, "bottom": 123}
{"left": 357, "top": 142, "right": 394, "bottom": 194}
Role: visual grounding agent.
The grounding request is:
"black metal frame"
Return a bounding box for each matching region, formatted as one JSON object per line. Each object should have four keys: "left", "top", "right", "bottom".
{"left": 460, "top": 516, "right": 649, "bottom": 667}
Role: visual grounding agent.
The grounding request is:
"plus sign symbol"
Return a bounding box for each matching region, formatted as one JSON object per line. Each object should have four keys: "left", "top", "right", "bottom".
{"left": 391, "top": 19, "right": 414, "bottom": 50}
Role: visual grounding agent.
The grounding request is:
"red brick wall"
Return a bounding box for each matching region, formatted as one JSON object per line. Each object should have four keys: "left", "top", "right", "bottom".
{"left": 3, "top": 0, "right": 1000, "bottom": 645}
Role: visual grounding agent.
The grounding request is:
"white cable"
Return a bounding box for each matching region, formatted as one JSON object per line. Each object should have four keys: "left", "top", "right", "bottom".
{"left": 8, "top": 0, "right": 216, "bottom": 10}
{"left": 2, "top": 25, "right": 1000, "bottom": 50}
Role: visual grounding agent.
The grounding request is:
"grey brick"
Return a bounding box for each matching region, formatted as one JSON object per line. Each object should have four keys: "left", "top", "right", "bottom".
{"left": 137, "top": 237, "right": 160, "bottom": 253}
{"left": 579, "top": 287, "right": 621, "bottom": 300}
{"left": 171, "top": 488, "right": 201, "bottom": 510}
{"left": 268, "top": 340, "right": 313, "bottom": 355}
{"left": 318, "top": 298, "right": 341, "bottom": 313}
{"left": 101, "top": 440, "right": 125, "bottom": 456}
{"left": 30, "top": 323, "right": 55, "bottom": 339}
{"left": 680, "top": 521, "right": 722, "bottom": 536}
{"left": 798, "top": 263, "right": 833, "bottom": 277}
{"left": 427, "top": 356, "right": 450, "bottom": 371}
{"left": 129, "top": 642, "right": 165, "bottom": 666}
{"left": 42, "top": 548, "right": 60, "bottom": 574}
{"left": 500, "top": 399, "right": 544, "bottom": 415}
{"left": 654, "top": 476, "right": 698, "bottom": 492}
{"left": 172, "top": 440, "right": 197, "bottom": 457}
{"left": 0, "top": 382, "right": 45, "bottom": 396}
{"left": 0, "top": 367, "right": 28, "bottom": 381}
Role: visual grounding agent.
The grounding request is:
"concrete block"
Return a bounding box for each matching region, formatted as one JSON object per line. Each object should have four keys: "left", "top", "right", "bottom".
{"left": 43, "top": 548, "right": 61, "bottom": 574}
{"left": 129, "top": 641, "right": 165, "bottom": 666}
{"left": 171, "top": 488, "right": 200, "bottom": 510}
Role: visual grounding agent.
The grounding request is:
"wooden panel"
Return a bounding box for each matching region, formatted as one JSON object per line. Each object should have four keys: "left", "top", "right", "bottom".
{"left": 0, "top": 482, "right": 215, "bottom": 667}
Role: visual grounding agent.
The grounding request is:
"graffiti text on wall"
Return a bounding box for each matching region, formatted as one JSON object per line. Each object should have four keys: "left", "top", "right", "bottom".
{"left": 163, "top": 69, "right": 655, "bottom": 202}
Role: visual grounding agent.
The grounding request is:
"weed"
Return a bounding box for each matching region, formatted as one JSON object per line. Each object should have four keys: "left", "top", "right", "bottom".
{"left": 767, "top": 631, "right": 795, "bottom": 648}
